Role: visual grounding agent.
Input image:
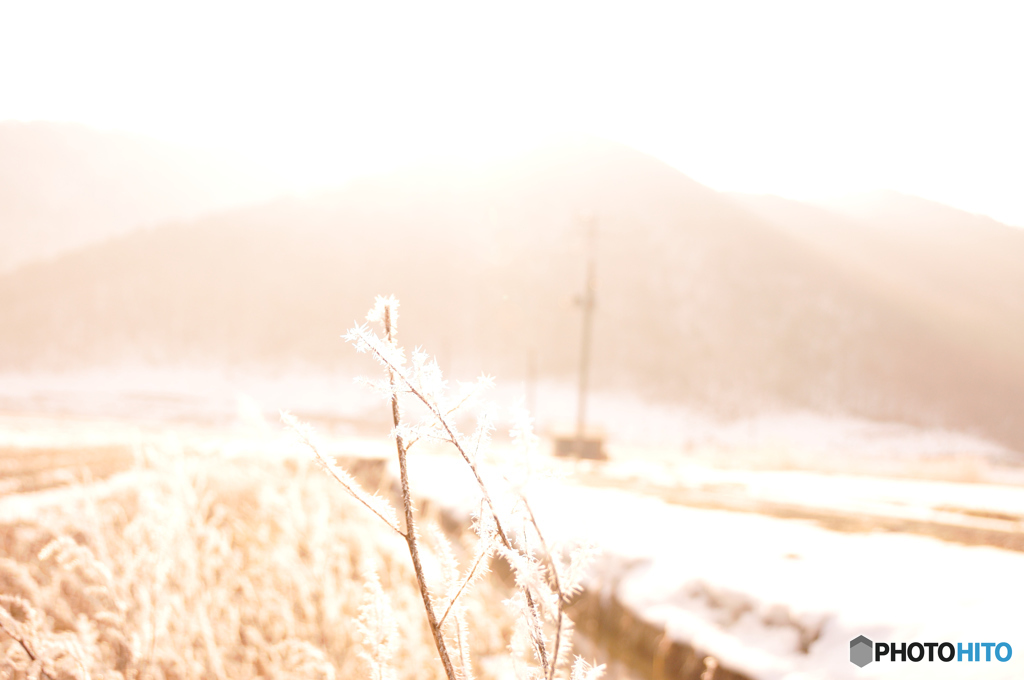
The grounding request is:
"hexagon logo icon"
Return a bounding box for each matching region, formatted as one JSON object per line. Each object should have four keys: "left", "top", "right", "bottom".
{"left": 850, "top": 636, "right": 873, "bottom": 667}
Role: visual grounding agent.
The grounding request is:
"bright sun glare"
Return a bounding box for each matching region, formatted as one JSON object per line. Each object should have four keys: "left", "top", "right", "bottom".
{"left": 1, "top": 0, "right": 1022, "bottom": 225}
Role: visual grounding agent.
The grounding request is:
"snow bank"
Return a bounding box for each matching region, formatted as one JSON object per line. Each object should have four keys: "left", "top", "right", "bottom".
{"left": 406, "top": 451, "right": 1024, "bottom": 680}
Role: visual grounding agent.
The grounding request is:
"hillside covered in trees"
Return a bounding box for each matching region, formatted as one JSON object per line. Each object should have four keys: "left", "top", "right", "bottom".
{"left": 2, "top": 138, "right": 1022, "bottom": 451}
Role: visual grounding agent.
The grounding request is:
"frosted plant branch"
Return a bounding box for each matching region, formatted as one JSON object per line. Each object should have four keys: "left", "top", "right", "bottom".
{"left": 347, "top": 318, "right": 554, "bottom": 674}
{"left": 436, "top": 537, "right": 494, "bottom": 630}
{"left": 348, "top": 326, "right": 516, "bottom": 544}
{"left": 381, "top": 298, "right": 460, "bottom": 680}
{"left": 330, "top": 296, "right": 601, "bottom": 680}
{"left": 282, "top": 410, "right": 404, "bottom": 537}
{"left": 518, "top": 497, "right": 566, "bottom": 680}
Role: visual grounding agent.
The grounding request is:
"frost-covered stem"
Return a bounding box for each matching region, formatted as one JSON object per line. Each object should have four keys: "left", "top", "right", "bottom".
{"left": 518, "top": 522, "right": 553, "bottom": 674}
{"left": 523, "top": 498, "right": 565, "bottom": 680}
{"left": 292, "top": 425, "right": 405, "bottom": 537}
{"left": 384, "top": 307, "right": 459, "bottom": 680}
{"left": 437, "top": 544, "right": 490, "bottom": 629}
{"left": 356, "top": 327, "right": 551, "bottom": 674}
{"left": 350, "top": 327, "right": 505, "bottom": 536}
{"left": 416, "top": 393, "right": 551, "bottom": 673}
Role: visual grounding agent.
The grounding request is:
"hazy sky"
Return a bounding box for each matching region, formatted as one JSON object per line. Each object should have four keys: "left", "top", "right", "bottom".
{"left": 2, "top": 0, "right": 1022, "bottom": 226}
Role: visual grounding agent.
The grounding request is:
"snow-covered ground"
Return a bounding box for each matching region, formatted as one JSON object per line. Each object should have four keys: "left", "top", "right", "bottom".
{"left": 594, "top": 459, "right": 1024, "bottom": 533}
{"left": 0, "top": 366, "right": 376, "bottom": 428}
{"left": 2, "top": 366, "right": 1017, "bottom": 479}
{"left": 4, "top": 367, "right": 1024, "bottom": 679}
{"left": 402, "top": 450, "right": 1024, "bottom": 680}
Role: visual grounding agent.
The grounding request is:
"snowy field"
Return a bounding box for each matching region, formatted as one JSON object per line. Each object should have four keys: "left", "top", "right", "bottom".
{"left": 400, "top": 450, "right": 1024, "bottom": 680}
{"left": 1, "top": 366, "right": 1017, "bottom": 474}
{"left": 3, "top": 367, "right": 1024, "bottom": 679}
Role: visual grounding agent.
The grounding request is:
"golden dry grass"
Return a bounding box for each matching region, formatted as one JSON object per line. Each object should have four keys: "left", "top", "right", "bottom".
{"left": 0, "top": 450, "right": 513, "bottom": 679}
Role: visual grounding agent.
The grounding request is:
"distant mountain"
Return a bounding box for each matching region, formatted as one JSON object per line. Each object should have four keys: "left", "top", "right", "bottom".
{"left": 0, "top": 121, "right": 279, "bottom": 271}
{"left": 1, "top": 139, "right": 1022, "bottom": 451}
{"left": 818, "top": 191, "right": 1024, "bottom": 336}
{"left": 732, "top": 191, "right": 1024, "bottom": 361}
{"left": 732, "top": 190, "right": 1024, "bottom": 449}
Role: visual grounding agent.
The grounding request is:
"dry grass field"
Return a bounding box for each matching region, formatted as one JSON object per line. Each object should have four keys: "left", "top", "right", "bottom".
{"left": 0, "top": 446, "right": 517, "bottom": 680}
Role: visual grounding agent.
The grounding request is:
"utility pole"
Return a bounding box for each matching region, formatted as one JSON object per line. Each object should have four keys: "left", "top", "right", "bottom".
{"left": 574, "top": 215, "right": 597, "bottom": 456}
{"left": 525, "top": 346, "right": 537, "bottom": 421}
